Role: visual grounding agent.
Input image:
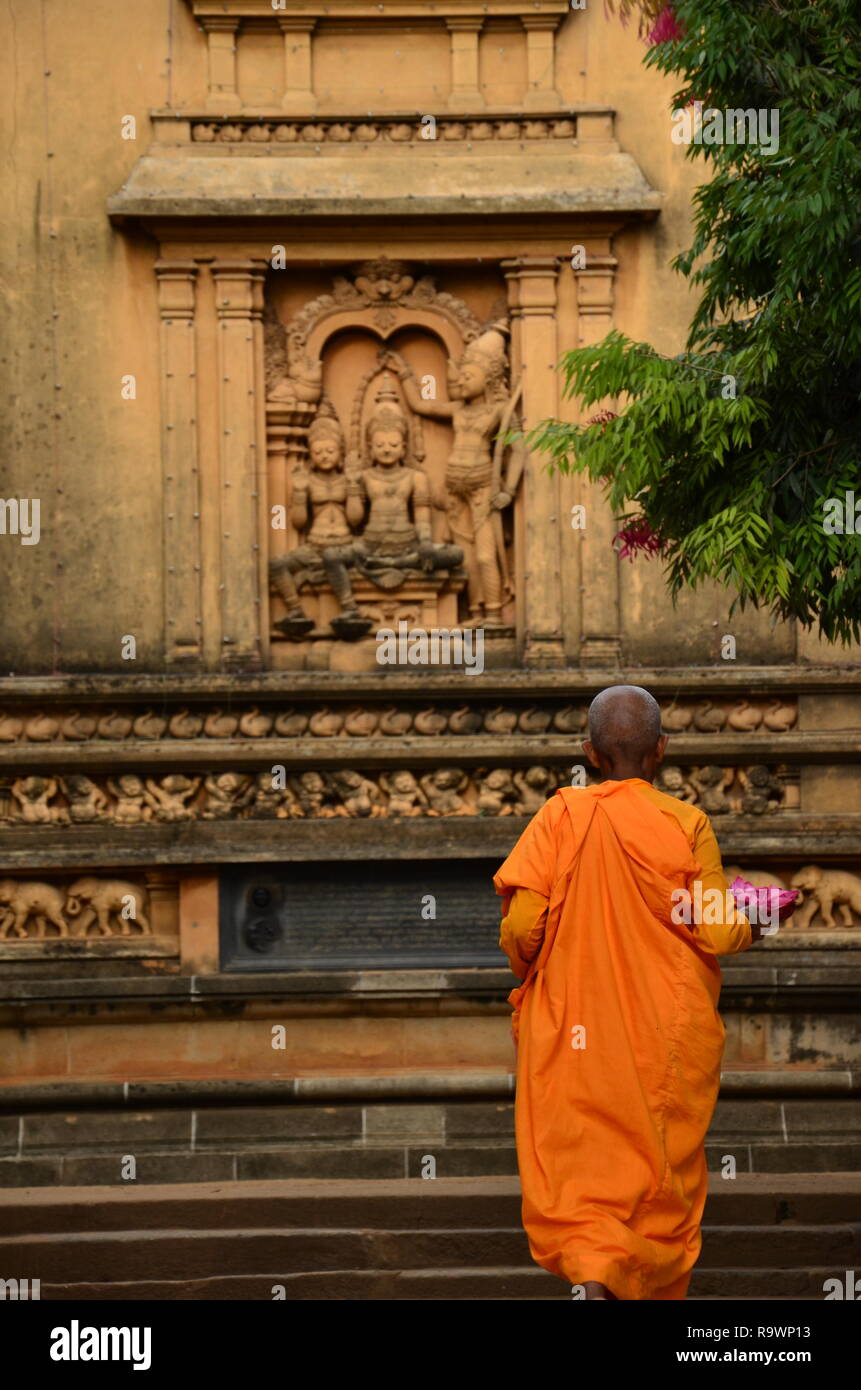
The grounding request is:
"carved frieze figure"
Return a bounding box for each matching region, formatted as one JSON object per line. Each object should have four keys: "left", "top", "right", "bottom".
{"left": 0, "top": 879, "right": 68, "bottom": 939}
{"left": 269, "top": 405, "right": 372, "bottom": 641}
{"left": 790, "top": 866, "right": 861, "bottom": 930}
{"left": 690, "top": 765, "right": 733, "bottom": 815}
{"left": 202, "top": 773, "right": 255, "bottom": 820}
{"left": 65, "top": 877, "right": 150, "bottom": 936}
{"left": 331, "top": 769, "right": 386, "bottom": 818}
{"left": 289, "top": 770, "right": 346, "bottom": 818}
{"left": 655, "top": 766, "right": 698, "bottom": 804}
{"left": 11, "top": 776, "right": 68, "bottom": 824}
{"left": 513, "top": 766, "right": 558, "bottom": 815}
{"left": 60, "top": 775, "right": 109, "bottom": 824}
{"left": 379, "top": 770, "right": 429, "bottom": 817}
{"left": 145, "top": 775, "right": 201, "bottom": 822}
{"left": 386, "top": 325, "right": 524, "bottom": 625}
{"left": 107, "top": 774, "right": 153, "bottom": 825}
{"left": 736, "top": 765, "right": 784, "bottom": 815}
{"left": 420, "top": 768, "right": 471, "bottom": 816}
{"left": 247, "top": 771, "right": 289, "bottom": 819}
{"left": 477, "top": 768, "right": 518, "bottom": 816}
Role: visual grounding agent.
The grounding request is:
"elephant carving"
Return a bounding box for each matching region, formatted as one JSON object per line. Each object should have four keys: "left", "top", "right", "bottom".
{"left": 789, "top": 866, "right": 861, "bottom": 930}
{"left": 64, "top": 877, "right": 151, "bottom": 937}
{"left": 0, "top": 879, "right": 69, "bottom": 939}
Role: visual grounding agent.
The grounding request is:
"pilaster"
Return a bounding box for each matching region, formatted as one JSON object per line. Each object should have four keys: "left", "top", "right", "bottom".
{"left": 212, "top": 261, "right": 267, "bottom": 669}
{"left": 201, "top": 17, "right": 241, "bottom": 112}
{"left": 576, "top": 255, "right": 622, "bottom": 666}
{"left": 521, "top": 16, "right": 562, "bottom": 110}
{"left": 503, "top": 256, "right": 565, "bottom": 669}
{"left": 278, "top": 18, "right": 317, "bottom": 112}
{"left": 156, "top": 261, "right": 203, "bottom": 666}
{"left": 446, "top": 18, "right": 484, "bottom": 110}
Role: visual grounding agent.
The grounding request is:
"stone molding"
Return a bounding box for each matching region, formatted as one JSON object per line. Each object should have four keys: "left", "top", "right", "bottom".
{"left": 182, "top": 113, "right": 586, "bottom": 146}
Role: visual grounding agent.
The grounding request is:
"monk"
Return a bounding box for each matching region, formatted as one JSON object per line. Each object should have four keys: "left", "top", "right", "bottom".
{"left": 495, "top": 684, "right": 771, "bottom": 1301}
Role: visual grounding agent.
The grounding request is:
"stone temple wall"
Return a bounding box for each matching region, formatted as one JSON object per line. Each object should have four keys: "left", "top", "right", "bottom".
{"left": 0, "top": 0, "right": 858, "bottom": 1180}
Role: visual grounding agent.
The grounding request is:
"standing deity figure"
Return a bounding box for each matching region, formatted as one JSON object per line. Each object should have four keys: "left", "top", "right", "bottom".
{"left": 268, "top": 405, "right": 373, "bottom": 641}
{"left": 343, "top": 377, "right": 462, "bottom": 588}
{"left": 386, "top": 326, "right": 524, "bottom": 626}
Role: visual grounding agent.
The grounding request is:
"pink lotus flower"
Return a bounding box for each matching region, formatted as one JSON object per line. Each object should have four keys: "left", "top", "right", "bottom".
{"left": 614, "top": 517, "right": 665, "bottom": 561}
{"left": 730, "top": 876, "right": 799, "bottom": 924}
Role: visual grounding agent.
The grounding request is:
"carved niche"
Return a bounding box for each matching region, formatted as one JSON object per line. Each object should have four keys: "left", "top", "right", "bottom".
{"left": 263, "top": 258, "right": 525, "bottom": 660}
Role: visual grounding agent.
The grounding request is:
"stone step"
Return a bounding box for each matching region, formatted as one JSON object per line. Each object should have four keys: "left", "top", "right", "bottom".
{"left": 19, "top": 1266, "right": 845, "bottom": 1301}
{"left": 1, "top": 1093, "right": 859, "bottom": 1186}
{"left": 4, "top": 1177, "right": 857, "bottom": 1301}
{"left": 10, "top": 1173, "right": 861, "bottom": 1233}
{"left": 3, "top": 1173, "right": 859, "bottom": 1235}
{"left": 3, "top": 1140, "right": 860, "bottom": 1187}
{"left": 1, "top": 1221, "right": 858, "bottom": 1284}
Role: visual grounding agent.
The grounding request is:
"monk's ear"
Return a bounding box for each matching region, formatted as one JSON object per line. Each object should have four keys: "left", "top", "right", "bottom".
{"left": 655, "top": 733, "right": 669, "bottom": 763}
{"left": 582, "top": 738, "right": 598, "bottom": 768}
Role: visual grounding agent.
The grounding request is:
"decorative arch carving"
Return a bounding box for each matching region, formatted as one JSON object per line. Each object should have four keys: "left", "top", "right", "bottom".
{"left": 264, "top": 259, "right": 484, "bottom": 406}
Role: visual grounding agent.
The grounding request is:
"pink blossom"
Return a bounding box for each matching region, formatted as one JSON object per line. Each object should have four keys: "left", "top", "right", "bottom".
{"left": 648, "top": 5, "right": 685, "bottom": 45}
{"left": 729, "top": 876, "right": 799, "bottom": 924}
{"left": 614, "top": 517, "right": 665, "bottom": 561}
{"left": 586, "top": 409, "right": 618, "bottom": 431}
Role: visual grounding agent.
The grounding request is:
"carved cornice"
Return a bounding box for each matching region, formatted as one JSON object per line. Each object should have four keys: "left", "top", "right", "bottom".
{"left": 185, "top": 1, "right": 570, "bottom": 18}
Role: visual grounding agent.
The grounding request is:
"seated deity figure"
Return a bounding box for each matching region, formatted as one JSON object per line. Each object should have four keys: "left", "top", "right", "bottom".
{"left": 385, "top": 327, "right": 523, "bottom": 626}
{"left": 268, "top": 405, "right": 372, "bottom": 641}
{"left": 342, "top": 377, "right": 462, "bottom": 588}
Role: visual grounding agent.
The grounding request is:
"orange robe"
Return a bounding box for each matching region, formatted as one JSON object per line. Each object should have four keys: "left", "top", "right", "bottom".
{"left": 494, "top": 778, "right": 752, "bottom": 1301}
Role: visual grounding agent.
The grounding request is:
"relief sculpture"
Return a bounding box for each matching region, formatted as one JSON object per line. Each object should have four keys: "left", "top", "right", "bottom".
{"left": 265, "top": 261, "right": 524, "bottom": 639}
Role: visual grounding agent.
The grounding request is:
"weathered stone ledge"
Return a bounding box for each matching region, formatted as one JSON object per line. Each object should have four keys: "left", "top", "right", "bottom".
{"left": 0, "top": 731, "right": 857, "bottom": 773}
{"left": 0, "top": 938, "right": 178, "bottom": 964}
{"left": 1, "top": 944, "right": 858, "bottom": 1013}
{"left": 1, "top": 1067, "right": 858, "bottom": 1112}
{"left": 107, "top": 149, "right": 661, "bottom": 222}
{"left": 1, "top": 666, "right": 858, "bottom": 699}
{"left": 0, "top": 814, "right": 858, "bottom": 869}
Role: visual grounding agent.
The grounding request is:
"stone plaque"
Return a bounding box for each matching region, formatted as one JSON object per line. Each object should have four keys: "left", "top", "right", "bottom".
{"left": 219, "top": 859, "right": 502, "bottom": 971}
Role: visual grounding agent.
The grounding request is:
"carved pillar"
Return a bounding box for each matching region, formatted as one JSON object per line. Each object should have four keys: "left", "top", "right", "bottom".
{"left": 143, "top": 871, "right": 179, "bottom": 940}
{"left": 446, "top": 19, "right": 484, "bottom": 110}
{"left": 201, "top": 17, "right": 241, "bottom": 111}
{"left": 156, "top": 261, "right": 203, "bottom": 666}
{"left": 576, "top": 255, "right": 622, "bottom": 665}
{"left": 503, "top": 257, "right": 565, "bottom": 669}
{"left": 521, "top": 16, "right": 562, "bottom": 109}
{"left": 212, "top": 261, "right": 266, "bottom": 669}
{"left": 278, "top": 17, "right": 316, "bottom": 112}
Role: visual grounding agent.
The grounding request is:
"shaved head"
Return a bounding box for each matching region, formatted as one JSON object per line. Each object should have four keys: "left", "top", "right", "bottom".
{"left": 587, "top": 685, "right": 663, "bottom": 763}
